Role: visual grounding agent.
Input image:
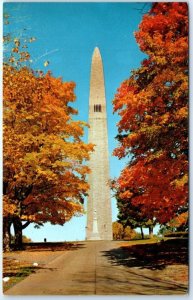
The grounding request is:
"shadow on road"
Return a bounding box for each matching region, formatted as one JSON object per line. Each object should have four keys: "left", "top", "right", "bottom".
{"left": 102, "top": 238, "right": 188, "bottom": 270}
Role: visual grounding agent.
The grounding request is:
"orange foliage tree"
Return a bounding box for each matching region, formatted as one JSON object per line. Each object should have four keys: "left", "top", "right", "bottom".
{"left": 112, "top": 221, "right": 137, "bottom": 240}
{"left": 113, "top": 3, "right": 188, "bottom": 225}
{"left": 112, "top": 221, "right": 124, "bottom": 240}
{"left": 3, "top": 22, "right": 93, "bottom": 250}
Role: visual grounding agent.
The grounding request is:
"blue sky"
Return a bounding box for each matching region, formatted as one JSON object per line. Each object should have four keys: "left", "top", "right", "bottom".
{"left": 4, "top": 2, "right": 152, "bottom": 241}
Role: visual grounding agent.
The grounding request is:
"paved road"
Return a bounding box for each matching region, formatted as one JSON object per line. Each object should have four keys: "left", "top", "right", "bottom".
{"left": 5, "top": 241, "right": 187, "bottom": 295}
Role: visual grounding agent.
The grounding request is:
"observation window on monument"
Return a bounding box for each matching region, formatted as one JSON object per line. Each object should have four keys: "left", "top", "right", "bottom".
{"left": 94, "top": 104, "right": 102, "bottom": 112}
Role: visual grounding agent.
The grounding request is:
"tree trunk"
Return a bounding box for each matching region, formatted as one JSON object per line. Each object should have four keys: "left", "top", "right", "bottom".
{"left": 13, "top": 217, "right": 23, "bottom": 250}
{"left": 149, "top": 226, "right": 154, "bottom": 239}
{"left": 140, "top": 226, "right": 144, "bottom": 239}
{"left": 3, "top": 217, "right": 11, "bottom": 252}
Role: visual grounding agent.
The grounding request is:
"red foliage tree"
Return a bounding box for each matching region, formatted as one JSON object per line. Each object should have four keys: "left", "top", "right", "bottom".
{"left": 113, "top": 3, "right": 188, "bottom": 224}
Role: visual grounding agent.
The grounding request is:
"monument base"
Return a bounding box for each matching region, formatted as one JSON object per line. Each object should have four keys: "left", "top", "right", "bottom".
{"left": 89, "top": 235, "right": 101, "bottom": 240}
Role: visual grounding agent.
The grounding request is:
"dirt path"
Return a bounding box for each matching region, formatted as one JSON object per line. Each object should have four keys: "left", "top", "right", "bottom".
{"left": 4, "top": 241, "right": 188, "bottom": 295}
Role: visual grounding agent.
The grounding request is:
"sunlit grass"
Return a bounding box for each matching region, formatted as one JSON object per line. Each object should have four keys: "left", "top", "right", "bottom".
{"left": 3, "top": 258, "right": 38, "bottom": 292}
{"left": 120, "top": 236, "right": 163, "bottom": 247}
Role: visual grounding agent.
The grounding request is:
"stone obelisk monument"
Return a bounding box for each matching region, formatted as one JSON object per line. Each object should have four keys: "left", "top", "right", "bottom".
{"left": 86, "top": 47, "right": 112, "bottom": 240}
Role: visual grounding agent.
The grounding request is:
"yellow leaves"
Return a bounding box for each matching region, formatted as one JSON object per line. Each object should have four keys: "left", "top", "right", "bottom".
{"left": 139, "top": 124, "right": 162, "bottom": 140}
{"left": 12, "top": 47, "right": 19, "bottom": 53}
{"left": 68, "top": 201, "right": 82, "bottom": 212}
{"left": 14, "top": 38, "right": 20, "bottom": 47}
{"left": 112, "top": 221, "right": 124, "bottom": 239}
{"left": 24, "top": 152, "right": 37, "bottom": 164}
{"left": 75, "top": 165, "right": 90, "bottom": 176}
{"left": 175, "top": 107, "right": 188, "bottom": 120}
{"left": 144, "top": 114, "right": 153, "bottom": 122}
{"left": 62, "top": 81, "right": 76, "bottom": 102}
{"left": 25, "top": 115, "right": 35, "bottom": 120}
{"left": 44, "top": 75, "right": 76, "bottom": 103}
{"left": 171, "top": 174, "right": 188, "bottom": 188}
{"left": 159, "top": 112, "right": 170, "bottom": 125}
{"left": 128, "top": 132, "right": 138, "bottom": 147}
{"left": 146, "top": 150, "right": 164, "bottom": 163}
{"left": 36, "top": 167, "right": 57, "bottom": 181}
{"left": 44, "top": 60, "right": 49, "bottom": 67}
{"left": 67, "top": 121, "right": 84, "bottom": 138}
{"left": 9, "top": 56, "right": 15, "bottom": 63}
{"left": 3, "top": 27, "right": 92, "bottom": 225}
{"left": 119, "top": 190, "right": 133, "bottom": 199}
{"left": 19, "top": 51, "right": 30, "bottom": 61}
{"left": 169, "top": 211, "right": 188, "bottom": 228}
{"left": 29, "top": 37, "right": 36, "bottom": 43}
{"left": 3, "top": 63, "right": 93, "bottom": 225}
{"left": 153, "top": 55, "right": 167, "bottom": 66}
{"left": 22, "top": 215, "right": 36, "bottom": 222}
{"left": 52, "top": 160, "right": 71, "bottom": 169}
{"left": 128, "top": 132, "right": 138, "bottom": 140}
{"left": 3, "top": 196, "right": 17, "bottom": 217}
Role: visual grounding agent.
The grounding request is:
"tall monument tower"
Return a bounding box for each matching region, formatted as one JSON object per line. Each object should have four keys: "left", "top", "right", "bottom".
{"left": 86, "top": 47, "right": 112, "bottom": 240}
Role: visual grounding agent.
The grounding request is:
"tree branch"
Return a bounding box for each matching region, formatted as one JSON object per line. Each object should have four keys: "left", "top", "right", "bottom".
{"left": 22, "top": 220, "right": 31, "bottom": 229}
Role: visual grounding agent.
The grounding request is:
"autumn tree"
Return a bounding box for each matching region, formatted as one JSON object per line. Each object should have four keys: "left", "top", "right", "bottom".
{"left": 112, "top": 221, "right": 137, "bottom": 240}
{"left": 159, "top": 211, "right": 188, "bottom": 236}
{"left": 112, "top": 222, "right": 124, "bottom": 240}
{"left": 113, "top": 3, "right": 188, "bottom": 225}
{"left": 123, "top": 226, "right": 137, "bottom": 240}
{"left": 22, "top": 235, "right": 32, "bottom": 243}
{"left": 3, "top": 17, "right": 93, "bottom": 251}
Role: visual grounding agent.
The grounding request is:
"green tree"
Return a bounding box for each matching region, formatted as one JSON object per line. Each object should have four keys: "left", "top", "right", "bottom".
{"left": 117, "top": 196, "right": 156, "bottom": 239}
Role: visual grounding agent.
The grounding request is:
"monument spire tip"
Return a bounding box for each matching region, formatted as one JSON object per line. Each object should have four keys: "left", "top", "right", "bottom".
{"left": 93, "top": 46, "right": 100, "bottom": 55}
